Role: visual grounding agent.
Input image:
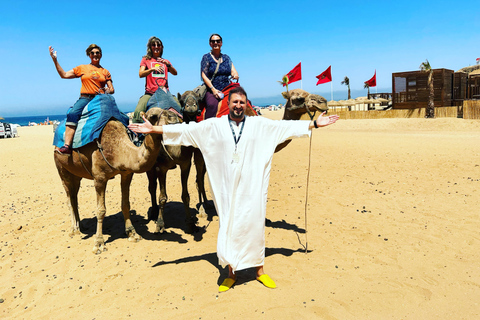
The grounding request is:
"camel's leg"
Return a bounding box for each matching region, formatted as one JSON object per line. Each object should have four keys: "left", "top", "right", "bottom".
{"left": 121, "top": 173, "right": 141, "bottom": 243}
{"left": 180, "top": 160, "right": 196, "bottom": 234}
{"left": 58, "top": 168, "right": 82, "bottom": 236}
{"left": 147, "top": 166, "right": 159, "bottom": 221}
{"left": 155, "top": 168, "right": 168, "bottom": 233}
{"left": 194, "top": 149, "right": 209, "bottom": 218}
{"left": 93, "top": 178, "right": 108, "bottom": 254}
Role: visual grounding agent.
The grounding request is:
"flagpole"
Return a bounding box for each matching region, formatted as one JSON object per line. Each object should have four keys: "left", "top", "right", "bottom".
{"left": 300, "top": 60, "right": 303, "bottom": 90}
{"left": 331, "top": 81, "right": 333, "bottom": 101}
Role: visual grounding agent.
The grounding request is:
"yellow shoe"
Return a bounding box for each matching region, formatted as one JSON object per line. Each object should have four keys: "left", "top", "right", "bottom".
{"left": 219, "top": 278, "right": 236, "bottom": 292}
{"left": 257, "top": 274, "right": 276, "bottom": 288}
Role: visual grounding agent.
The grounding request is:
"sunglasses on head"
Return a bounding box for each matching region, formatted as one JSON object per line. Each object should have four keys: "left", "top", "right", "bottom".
{"left": 210, "top": 39, "right": 222, "bottom": 44}
{"left": 90, "top": 51, "right": 101, "bottom": 55}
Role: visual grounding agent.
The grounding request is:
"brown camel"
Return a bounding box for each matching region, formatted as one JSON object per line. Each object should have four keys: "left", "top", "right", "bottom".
{"left": 54, "top": 107, "right": 177, "bottom": 254}
{"left": 147, "top": 88, "right": 328, "bottom": 234}
{"left": 275, "top": 88, "right": 328, "bottom": 152}
{"left": 147, "top": 91, "right": 208, "bottom": 234}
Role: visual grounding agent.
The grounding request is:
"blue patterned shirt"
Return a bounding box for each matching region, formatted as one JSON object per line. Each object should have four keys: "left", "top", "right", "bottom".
{"left": 201, "top": 53, "right": 232, "bottom": 91}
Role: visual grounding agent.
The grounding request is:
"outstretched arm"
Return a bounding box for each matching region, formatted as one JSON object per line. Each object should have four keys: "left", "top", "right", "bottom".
{"left": 308, "top": 112, "right": 339, "bottom": 130}
{"left": 128, "top": 115, "right": 164, "bottom": 134}
{"left": 49, "top": 46, "right": 76, "bottom": 79}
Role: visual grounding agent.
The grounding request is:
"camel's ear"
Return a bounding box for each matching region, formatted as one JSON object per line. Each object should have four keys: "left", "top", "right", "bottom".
{"left": 177, "top": 93, "right": 182, "bottom": 104}
{"left": 282, "top": 91, "right": 290, "bottom": 100}
{"left": 140, "top": 111, "right": 145, "bottom": 119}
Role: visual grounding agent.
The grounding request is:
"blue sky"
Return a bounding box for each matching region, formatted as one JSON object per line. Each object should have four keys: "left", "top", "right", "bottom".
{"left": 0, "top": 0, "right": 478, "bottom": 116}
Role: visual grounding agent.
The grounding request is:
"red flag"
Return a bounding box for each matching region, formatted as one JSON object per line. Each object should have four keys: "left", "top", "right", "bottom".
{"left": 316, "top": 66, "right": 332, "bottom": 85}
{"left": 365, "top": 70, "right": 376, "bottom": 87}
{"left": 283, "top": 62, "right": 302, "bottom": 86}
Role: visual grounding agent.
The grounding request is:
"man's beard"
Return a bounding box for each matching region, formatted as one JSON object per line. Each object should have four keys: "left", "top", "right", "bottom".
{"left": 230, "top": 108, "right": 244, "bottom": 119}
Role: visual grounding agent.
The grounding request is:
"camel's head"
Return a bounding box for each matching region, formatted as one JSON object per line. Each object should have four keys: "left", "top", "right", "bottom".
{"left": 282, "top": 89, "right": 328, "bottom": 117}
{"left": 143, "top": 107, "right": 181, "bottom": 127}
{"left": 178, "top": 91, "right": 201, "bottom": 123}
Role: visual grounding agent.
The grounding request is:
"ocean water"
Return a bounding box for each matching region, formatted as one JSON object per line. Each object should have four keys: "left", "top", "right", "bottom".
{"left": 2, "top": 114, "right": 67, "bottom": 127}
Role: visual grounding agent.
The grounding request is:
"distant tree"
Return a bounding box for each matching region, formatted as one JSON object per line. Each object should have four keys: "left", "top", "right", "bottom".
{"left": 364, "top": 82, "right": 371, "bottom": 110}
{"left": 278, "top": 75, "right": 290, "bottom": 93}
{"left": 341, "top": 76, "right": 351, "bottom": 100}
{"left": 364, "top": 82, "right": 370, "bottom": 96}
{"left": 419, "top": 59, "right": 435, "bottom": 118}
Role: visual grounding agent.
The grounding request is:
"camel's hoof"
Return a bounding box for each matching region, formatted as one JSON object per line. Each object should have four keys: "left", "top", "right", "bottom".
{"left": 69, "top": 229, "right": 81, "bottom": 237}
{"left": 156, "top": 218, "right": 165, "bottom": 233}
{"left": 198, "top": 207, "right": 207, "bottom": 219}
{"left": 92, "top": 244, "right": 107, "bottom": 254}
{"left": 128, "top": 233, "right": 142, "bottom": 242}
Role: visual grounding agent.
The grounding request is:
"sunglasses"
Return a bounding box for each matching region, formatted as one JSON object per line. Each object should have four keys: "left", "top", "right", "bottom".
{"left": 210, "top": 39, "right": 222, "bottom": 44}
{"left": 151, "top": 43, "right": 163, "bottom": 47}
{"left": 90, "top": 51, "right": 101, "bottom": 56}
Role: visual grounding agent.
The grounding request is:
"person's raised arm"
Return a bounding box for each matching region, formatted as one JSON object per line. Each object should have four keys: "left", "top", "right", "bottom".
{"left": 308, "top": 111, "right": 339, "bottom": 130}
{"left": 158, "top": 58, "right": 177, "bottom": 75}
{"left": 49, "top": 46, "right": 76, "bottom": 79}
{"left": 105, "top": 80, "right": 114, "bottom": 94}
{"left": 128, "top": 114, "right": 164, "bottom": 134}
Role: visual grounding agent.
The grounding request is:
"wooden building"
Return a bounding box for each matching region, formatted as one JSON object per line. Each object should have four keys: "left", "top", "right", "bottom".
{"left": 467, "top": 69, "right": 480, "bottom": 99}
{"left": 452, "top": 72, "right": 468, "bottom": 107}
{"left": 392, "top": 69, "right": 454, "bottom": 109}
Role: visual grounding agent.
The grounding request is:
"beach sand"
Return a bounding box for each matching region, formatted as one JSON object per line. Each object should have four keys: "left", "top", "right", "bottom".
{"left": 1, "top": 111, "right": 480, "bottom": 319}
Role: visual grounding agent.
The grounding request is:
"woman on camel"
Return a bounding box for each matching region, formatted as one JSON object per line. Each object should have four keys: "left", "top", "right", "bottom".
{"left": 49, "top": 44, "right": 114, "bottom": 155}
{"left": 132, "top": 36, "right": 178, "bottom": 123}
{"left": 201, "top": 34, "right": 239, "bottom": 119}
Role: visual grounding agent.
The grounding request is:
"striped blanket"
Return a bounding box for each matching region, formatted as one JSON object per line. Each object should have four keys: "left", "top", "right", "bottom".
{"left": 53, "top": 94, "right": 129, "bottom": 148}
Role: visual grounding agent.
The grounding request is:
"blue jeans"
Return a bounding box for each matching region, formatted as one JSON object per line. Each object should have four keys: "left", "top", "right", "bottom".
{"left": 66, "top": 97, "right": 93, "bottom": 126}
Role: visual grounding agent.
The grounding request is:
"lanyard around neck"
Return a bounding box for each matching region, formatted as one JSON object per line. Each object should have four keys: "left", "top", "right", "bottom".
{"left": 228, "top": 116, "right": 245, "bottom": 152}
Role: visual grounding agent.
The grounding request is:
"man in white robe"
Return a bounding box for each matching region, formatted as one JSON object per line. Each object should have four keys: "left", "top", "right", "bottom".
{"left": 128, "top": 86, "right": 339, "bottom": 292}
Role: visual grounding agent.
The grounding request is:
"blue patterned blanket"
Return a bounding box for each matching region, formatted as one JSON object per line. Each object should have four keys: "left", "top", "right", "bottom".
{"left": 146, "top": 88, "right": 182, "bottom": 117}
{"left": 53, "top": 94, "right": 129, "bottom": 148}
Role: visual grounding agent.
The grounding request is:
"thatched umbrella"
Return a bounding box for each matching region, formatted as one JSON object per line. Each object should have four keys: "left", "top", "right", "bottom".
{"left": 345, "top": 99, "right": 357, "bottom": 106}
{"left": 355, "top": 98, "right": 374, "bottom": 104}
{"left": 327, "top": 100, "right": 342, "bottom": 107}
{"left": 0, "top": 116, "right": 4, "bottom": 120}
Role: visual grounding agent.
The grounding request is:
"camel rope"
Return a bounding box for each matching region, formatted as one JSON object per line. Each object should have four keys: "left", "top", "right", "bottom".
{"left": 302, "top": 110, "right": 316, "bottom": 254}
{"left": 303, "top": 130, "right": 314, "bottom": 253}
{"left": 96, "top": 140, "right": 124, "bottom": 171}
{"left": 75, "top": 149, "right": 94, "bottom": 178}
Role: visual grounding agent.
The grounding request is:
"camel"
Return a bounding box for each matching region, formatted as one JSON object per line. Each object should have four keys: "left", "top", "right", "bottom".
{"left": 147, "top": 88, "right": 328, "bottom": 235}
{"left": 146, "top": 90, "right": 208, "bottom": 234}
{"left": 54, "top": 107, "right": 178, "bottom": 254}
{"left": 275, "top": 88, "right": 329, "bottom": 152}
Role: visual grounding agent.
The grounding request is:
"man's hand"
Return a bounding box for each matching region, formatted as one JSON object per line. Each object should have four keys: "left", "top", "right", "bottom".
{"left": 128, "top": 115, "right": 154, "bottom": 134}
{"left": 315, "top": 111, "right": 339, "bottom": 127}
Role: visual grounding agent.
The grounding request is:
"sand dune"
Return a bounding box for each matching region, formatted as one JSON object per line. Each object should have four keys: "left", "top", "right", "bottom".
{"left": 1, "top": 112, "right": 479, "bottom": 319}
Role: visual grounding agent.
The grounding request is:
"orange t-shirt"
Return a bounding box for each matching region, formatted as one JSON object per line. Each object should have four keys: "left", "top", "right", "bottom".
{"left": 73, "top": 64, "right": 112, "bottom": 94}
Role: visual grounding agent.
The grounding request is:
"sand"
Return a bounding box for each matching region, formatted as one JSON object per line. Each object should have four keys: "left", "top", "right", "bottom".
{"left": 1, "top": 112, "right": 480, "bottom": 319}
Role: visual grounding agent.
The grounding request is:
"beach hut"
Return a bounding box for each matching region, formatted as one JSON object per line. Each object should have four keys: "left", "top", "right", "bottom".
{"left": 467, "top": 69, "right": 480, "bottom": 99}
{"left": 392, "top": 69, "right": 454, "bottom": 109}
